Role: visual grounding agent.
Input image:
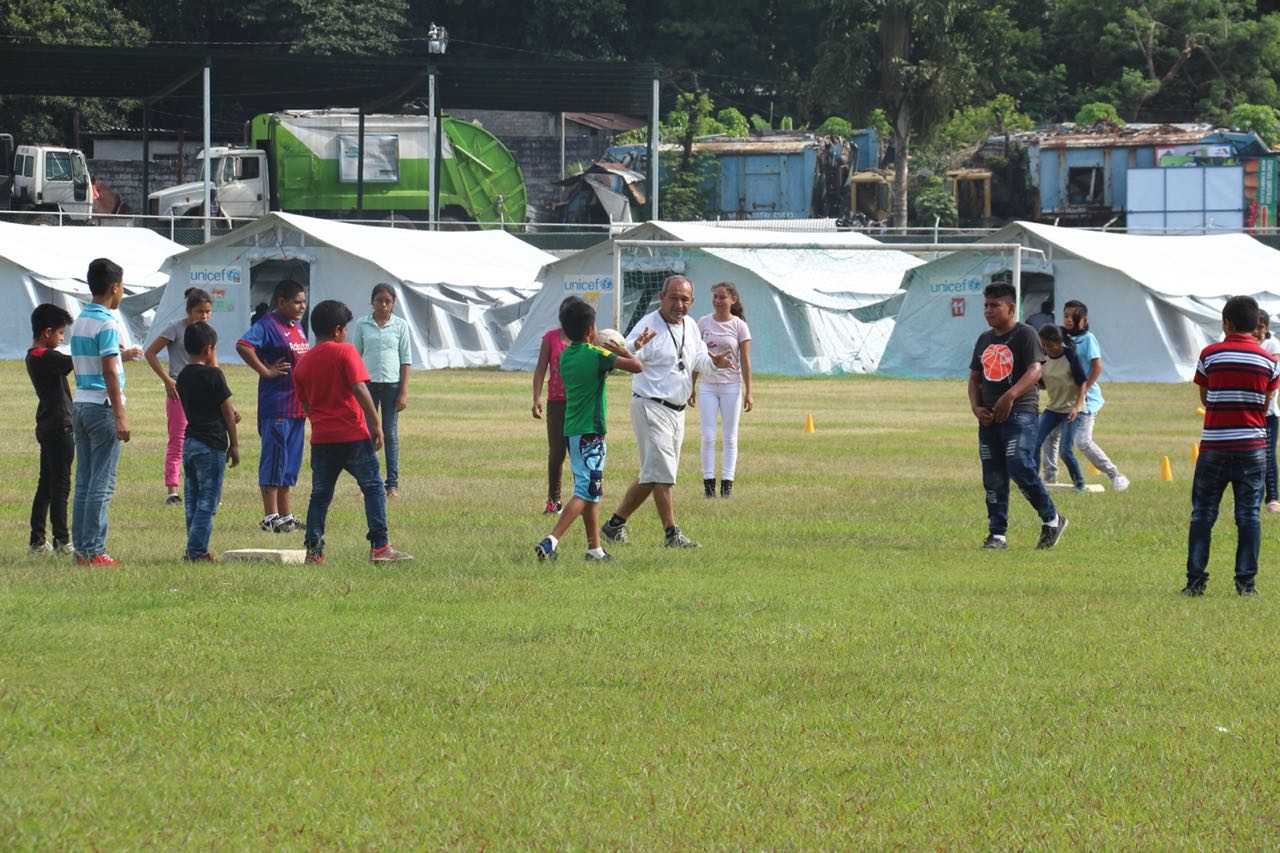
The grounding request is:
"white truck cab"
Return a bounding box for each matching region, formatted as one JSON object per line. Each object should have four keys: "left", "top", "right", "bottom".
{"left": 148, "top": 147, "right": 269, "bottom": 220}
{"left": 10, "top": 145, "right": 93, "bottom": 219}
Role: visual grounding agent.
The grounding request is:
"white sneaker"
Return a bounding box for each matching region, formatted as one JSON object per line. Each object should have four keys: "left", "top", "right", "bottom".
{"left": 1111, "top": 474, "right": 1130, "bottom": 492}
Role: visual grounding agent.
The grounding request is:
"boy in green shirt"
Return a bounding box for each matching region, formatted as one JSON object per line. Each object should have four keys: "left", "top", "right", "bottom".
{"left": 535, "top": 301, "right": 650, "bottom": 562}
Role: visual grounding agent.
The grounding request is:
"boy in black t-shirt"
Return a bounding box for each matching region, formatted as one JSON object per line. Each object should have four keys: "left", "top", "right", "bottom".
{"left": 26, "top": 304, "right": 76, "bottom": 555}
{"left": 176, "top": 322, "right": 240, "bottom": 561}
{"left": 967, "top": 282, "right": 1066, "bottom": 550}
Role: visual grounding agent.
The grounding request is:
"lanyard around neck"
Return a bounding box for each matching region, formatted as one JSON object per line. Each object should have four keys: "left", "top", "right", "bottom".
{"left": 663, "top": 316, "right": 685, "bottom": 358}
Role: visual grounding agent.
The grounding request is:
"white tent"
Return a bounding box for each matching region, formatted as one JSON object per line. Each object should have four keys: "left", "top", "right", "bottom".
{"left": 0, "top": 221, "right": 181, "bottom": 357}
{"left": 877, "top": 221, "right": 1280, "bottom": 383}
{"left": 151, "top": 212, "right": 556, "bottom": 368}
{"left": 502, "top": 221, "right": 924, "bottom": 376}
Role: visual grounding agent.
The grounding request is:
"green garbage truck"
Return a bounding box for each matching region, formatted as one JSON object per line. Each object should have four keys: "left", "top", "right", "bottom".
{"left": 148, "top": 109, "right": 527, "bottom": 227}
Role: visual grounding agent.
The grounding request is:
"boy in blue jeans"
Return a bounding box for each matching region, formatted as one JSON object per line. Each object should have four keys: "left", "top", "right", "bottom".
{"left": 177, "top": 322, "right": 240, "bottom": 561}
{"left": 292, "top": 300, "right": 412, "bottom": 564}
{"left": 534, "top": 300, "right": 647, "bottom": 562}
{"left": 70, "top": 258, "right": 142, "bottom": 566}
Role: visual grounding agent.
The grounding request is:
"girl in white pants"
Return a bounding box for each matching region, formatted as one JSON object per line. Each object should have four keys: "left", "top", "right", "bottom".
{"left": 691, "top": 282, "right": 753, "bottom": 498}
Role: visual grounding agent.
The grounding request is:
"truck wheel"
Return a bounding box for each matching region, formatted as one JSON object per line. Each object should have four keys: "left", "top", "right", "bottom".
{"left": 439, "top": 206, "right": 478, "bottom": 231}
{"left": 382, "top": 212, "right": 419, "bottom": 229}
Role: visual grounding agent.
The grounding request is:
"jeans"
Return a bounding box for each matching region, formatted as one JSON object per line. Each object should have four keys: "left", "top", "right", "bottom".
{"left": 31, "top": 427, "right": 74, "bottom": 547}
{"left": 1187, "top": 449, "right": 1265, "bottom": 587}
{"left": 304, "top": 440, "right": 388, "bottom": 553}
{"left": 1035, "top": 410, "right": 1083, "bottom": 488}
{"left": 978, "top": 410, "right": 1057, "bottom": 536}
{"left": 366, "top": 381, "right": 402, "bottom": 490}
{"left": 183, "top": 438, "right": 226, "bottom": 559}
{"left": 1266, "top": 415, "right": 1278, "bottom": 503}
{"left": 71, "top": 402, "right": 122, "bottom": 557}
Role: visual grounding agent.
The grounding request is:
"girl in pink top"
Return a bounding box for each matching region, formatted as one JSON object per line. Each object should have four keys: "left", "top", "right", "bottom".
{"left": 691, "top": 282, "right": 753, "bottom": 498}
{"left": 531, "top": 296, "right": 581, "bottom": 513}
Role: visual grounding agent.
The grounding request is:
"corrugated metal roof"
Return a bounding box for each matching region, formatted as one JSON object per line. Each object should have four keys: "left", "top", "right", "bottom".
{"left": 564, "top": 112, "right": 645, "bottom": 131}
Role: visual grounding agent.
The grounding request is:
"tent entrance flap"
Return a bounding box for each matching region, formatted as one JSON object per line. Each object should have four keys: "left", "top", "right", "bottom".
{"left": 251, "top": 259, "right": 311, "bottom": 335}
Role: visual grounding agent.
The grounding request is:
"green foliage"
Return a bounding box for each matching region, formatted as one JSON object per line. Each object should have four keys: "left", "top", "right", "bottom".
{"left": 1074, "top": 102, "right": 1125, "bottom": 126}
{"left": 778, "top": 116, "right": 794, "bottom": 131}
{"left": 715, "top": 108, "right": 750, "bottom": 138}
{"left": 817, "top": 116, "right": 855, "bottom": 137}
{"left": 910, "top": 176, "right": 958, "bottom": 226}
{"left": 288, "top": 0, "right": 408, "bottom": 55}
{"left": 932, "top": 94, "right": 1034, "bottom": 154}
{"left": 749, "top": 114, "right": 772, "bottom": 133}
{"left": 1225, "top": 103, "right": 1280, "bottom": 149}
{"left": 866, "top": 108, "right": 893, "bottom": 141}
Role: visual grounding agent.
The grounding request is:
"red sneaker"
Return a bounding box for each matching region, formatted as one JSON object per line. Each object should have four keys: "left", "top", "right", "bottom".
{"left": 370, "top": 544, "right": 413, "bottom": 562}
{"left": 87, "top": 554, "right": 119, "bottom": 567}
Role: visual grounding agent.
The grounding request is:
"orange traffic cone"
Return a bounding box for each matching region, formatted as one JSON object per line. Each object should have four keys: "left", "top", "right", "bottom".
{"left": 1160, "top": 456, "right": 1174, "bottom": 481}
{"left": 804, "top": 413, "right": 815, "bottom": 433}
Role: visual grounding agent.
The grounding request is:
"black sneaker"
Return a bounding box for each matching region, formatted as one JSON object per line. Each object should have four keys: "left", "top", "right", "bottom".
{"left": 720, "top": 479, "right": 733, "bottom": 499}
{"left": 1181, "top": 581, "right": 1207, "bottom": 597}
{"left": 601, "top": 520, "right": 630, "bottom": 544}
{"left": 1036, "top": 515, "right": 1068, "bottom": 550}
{"left": 664, "top": 526, "right": 700, "bottom": 548}
{"left": 585, "top": 550, "right": 612, "bottom": 562}
{"left": 703, "top": 478, "right": 716, "bottom": 499}
{"left": 305, "top": 541, "right": 325, "bottom": 565}
{"left": 981, "top": 535, "right": 1008, "bottom": 550}
{"left": 1236, "top": 581, "right": 1259, "bottom": 596}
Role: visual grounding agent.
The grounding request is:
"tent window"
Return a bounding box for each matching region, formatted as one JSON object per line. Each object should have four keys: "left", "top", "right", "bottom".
{"left": 621, "top": 269, "right": 674, "bottom": 335}
{"left": 1067, "top": 167, "right": 1104, "bottom": 205}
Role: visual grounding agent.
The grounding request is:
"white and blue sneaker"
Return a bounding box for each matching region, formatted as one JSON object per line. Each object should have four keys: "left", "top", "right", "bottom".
{"left": 534, "top": 537, "right": 557, "bottom": 562}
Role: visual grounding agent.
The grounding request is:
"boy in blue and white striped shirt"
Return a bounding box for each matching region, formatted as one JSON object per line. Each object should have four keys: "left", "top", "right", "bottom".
{"left": 70, "top": 258, "right": 141, "bottom": 566}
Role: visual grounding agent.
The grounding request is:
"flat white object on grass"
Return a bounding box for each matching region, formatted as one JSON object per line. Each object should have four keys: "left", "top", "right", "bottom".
{"left": 223, "top": 549, "right": 308, "bottom": 564}
{"left": 1045, "top": 483, "right": 1105, "bottom": 493}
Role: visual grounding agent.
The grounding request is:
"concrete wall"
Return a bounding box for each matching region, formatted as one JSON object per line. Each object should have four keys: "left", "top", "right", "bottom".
{"left": 89, "top": 154, "right": 203, "bottom": 214}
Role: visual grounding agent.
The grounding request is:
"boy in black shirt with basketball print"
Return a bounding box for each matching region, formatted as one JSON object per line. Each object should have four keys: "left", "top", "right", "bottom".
{"left": 968, "top": 282, "right": 1067, "bottom": 550}
{"left": 26, "top": 304, "right": 76, "bottom": 555}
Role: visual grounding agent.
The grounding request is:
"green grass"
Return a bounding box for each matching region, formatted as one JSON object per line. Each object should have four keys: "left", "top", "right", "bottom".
{"left": 2, "top": 363, "right": 1278, "bottom": 847}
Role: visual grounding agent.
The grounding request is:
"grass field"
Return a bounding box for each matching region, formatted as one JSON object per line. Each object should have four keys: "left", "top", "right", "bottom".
{"left": 2, "top": 361, "right": 1278, "bottom": 847}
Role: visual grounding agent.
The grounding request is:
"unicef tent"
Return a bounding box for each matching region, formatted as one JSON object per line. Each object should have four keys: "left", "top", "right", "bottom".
{"left": 877, "top": 221, "right": 1280, "bottom": 383}
{"left": 0, "top": 220, "right": 181, "bottom": 358}
{"left": 502, "top": 221, "right": 925, "bottom": 376}
{"left": 151, "top": 212, "right": 556, "bottom": 368}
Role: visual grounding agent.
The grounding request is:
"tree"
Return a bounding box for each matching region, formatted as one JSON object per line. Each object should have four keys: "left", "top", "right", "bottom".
{"left": 1074, "top": 102, "right": 1125, "bottom": 126}
{"left": 0, "top": 0, "right": 149, "bottom": 145}
{"left": 1225, "top": 103, "right": 1280, "bottom": 148}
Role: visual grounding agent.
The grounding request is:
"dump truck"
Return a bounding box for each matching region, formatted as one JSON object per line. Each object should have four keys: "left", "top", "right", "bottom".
{"left": 148, "top": 109, "right": 527, "bottom": 227}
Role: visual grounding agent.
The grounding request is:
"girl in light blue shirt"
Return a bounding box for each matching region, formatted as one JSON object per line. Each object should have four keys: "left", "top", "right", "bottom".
{"left": 350, "top": 284, "right": 412, "bottom": 497}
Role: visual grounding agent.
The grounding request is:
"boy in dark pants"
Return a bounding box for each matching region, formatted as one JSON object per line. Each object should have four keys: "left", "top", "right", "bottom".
{"left": 26, "top": 304, "right": 76, "bottom": 554}
{"left": 292, "top": 300, "right": 412, "bottom": 565}
{"left": 177, "top": 322, "right": 240, "bottom": 561}
{"left": 1184, "top": 295, "right": 1280, "bottom": 596}
{"left": 969, "top": 282, "right": 1067, "bottom": 550}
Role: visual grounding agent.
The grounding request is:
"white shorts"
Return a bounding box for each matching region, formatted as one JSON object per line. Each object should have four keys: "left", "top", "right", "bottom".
{"left": 631, "top": 395, "right": 685, "bottom": 485}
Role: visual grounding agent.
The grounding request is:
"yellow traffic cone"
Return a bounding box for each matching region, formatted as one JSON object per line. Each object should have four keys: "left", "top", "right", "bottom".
{"left": 1088, "top": 461, "right": 1102, "bottom": 476}
{"left": 804, "top": 413, "right": 815, "bottom": 433}
{"left": 1160, "top": 456, "right": 1174, "bottom": 481}
{"left": 1191, "top": 441, "right": 1199, "bottom": 464}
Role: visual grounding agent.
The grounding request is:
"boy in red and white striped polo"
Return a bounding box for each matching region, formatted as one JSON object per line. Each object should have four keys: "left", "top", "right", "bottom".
{"left": 1185, "top": 295, "right": 1280, "bottom": 596}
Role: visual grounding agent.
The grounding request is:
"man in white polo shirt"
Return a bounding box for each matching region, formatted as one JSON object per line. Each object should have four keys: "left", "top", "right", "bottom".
{"left": 601, "top": 275, "right": 732, "bottom": 548}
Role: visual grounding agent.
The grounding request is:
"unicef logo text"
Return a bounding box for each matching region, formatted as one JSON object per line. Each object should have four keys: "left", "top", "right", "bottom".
{"left": 190, "top": 268, "right": 241, "bottom": 284}
{"left": 929, "top": 278, "right": 982, "bottom": 294}
{"left": 565, "top": 277, "right": 614, "bottom": 292}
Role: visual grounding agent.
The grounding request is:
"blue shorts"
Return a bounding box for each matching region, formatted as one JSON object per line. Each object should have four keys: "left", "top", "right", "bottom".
{"left": 258, "top": 417, "right": 305, "bottom": 487}
{"left": 567, "top": 434, "right": 607, "bottom": 503}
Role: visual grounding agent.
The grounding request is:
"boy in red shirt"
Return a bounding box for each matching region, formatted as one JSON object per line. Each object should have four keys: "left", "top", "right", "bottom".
{"left": 1185, "top": 295, "right": 1280, "bottom": 596}
{"left": 292, "top": 300, "right": 412, "bottom": 564}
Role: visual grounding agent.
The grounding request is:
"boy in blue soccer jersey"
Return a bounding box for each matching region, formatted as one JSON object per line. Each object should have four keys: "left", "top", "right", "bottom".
{"left": 236, "top": 280, "right": 311, "bottom": 533}
{"left": 69, "top": 258, "right": 142, "bottom": 566}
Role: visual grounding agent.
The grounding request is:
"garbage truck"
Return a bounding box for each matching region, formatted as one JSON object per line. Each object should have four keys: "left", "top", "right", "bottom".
{"left": 148, "top": 109, "right": 527, "bottom": 227}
